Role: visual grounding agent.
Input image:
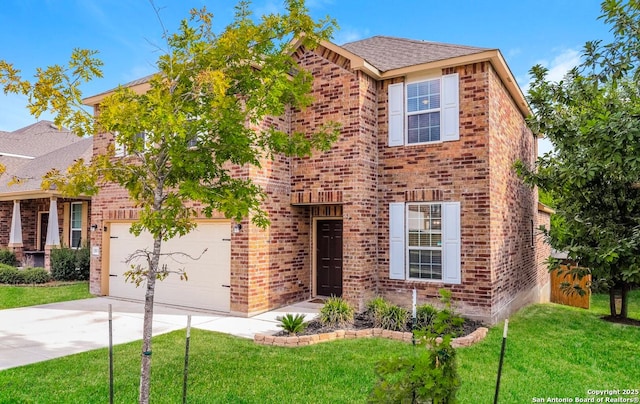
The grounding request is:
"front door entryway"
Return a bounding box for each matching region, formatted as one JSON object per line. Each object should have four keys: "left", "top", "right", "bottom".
{"left": 316, "top": 219, "right": 343, "bottom": 297}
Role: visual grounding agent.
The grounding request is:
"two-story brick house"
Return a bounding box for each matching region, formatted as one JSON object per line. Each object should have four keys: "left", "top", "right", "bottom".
{"left": 84, "top": 36, "right": 550, "bottom": 323}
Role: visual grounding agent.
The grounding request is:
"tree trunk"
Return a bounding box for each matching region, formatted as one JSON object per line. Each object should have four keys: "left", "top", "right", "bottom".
{"left": 620, "top": 283, "right": 629, "bottom": 319}
{"left": 138, "top": 269, "right": 157, "bottom": 403}
{"left": 609, "top": 289, "right": 617, "bottom": 317}
{"left": 139, "top": 234, "right": 163, "bottom": 403}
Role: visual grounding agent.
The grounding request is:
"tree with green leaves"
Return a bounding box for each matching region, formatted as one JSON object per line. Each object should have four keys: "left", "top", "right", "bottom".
{"left": 517, "top": 0, "right": 640, "bottom": 320}
{"left": 0, "top": 1, "right": 338, "bottom": 402}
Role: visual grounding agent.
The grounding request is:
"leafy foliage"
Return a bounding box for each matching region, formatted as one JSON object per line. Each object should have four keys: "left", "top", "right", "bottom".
{"left": 369, "top": 289, "right": 461, "bottom": 403}
{"left": 1, "top": 1, "right": 338, "bottom": 401}
{"left": 517, "top": 0, "right": 640, "bottom": 319}
{"left": 0, "top": 249, "right": 18, "bottom": 267}
{"left": 0, "top": 265, "right": 51, "bottom": 284}
{"left": 365, "top": 296, "right": 389, "bottom": 328}
{"left": 416, "top": 303, "right": 438, "bottom": 331}
{"left": 277, "top": 313, "right": 307, "bottom": 335}
{"left": 20, "top": 268, "right": 52, "bottom": 284}
{"left": 379, "top": 304, "right": 410, "bottom": 332}
{"left": 319, "top": 296, "right": 354, "bottom": 327}
{"left": 0, "top": 265, "right": 21, "bottom": 284}
{"left": 50, "top": 247, "right": 90, "bottom": 281}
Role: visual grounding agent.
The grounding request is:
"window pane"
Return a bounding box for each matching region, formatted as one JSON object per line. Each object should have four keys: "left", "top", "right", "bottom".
{"left": 406, "top": 79, "right": 440, "bottom": 113}
{"left": 71, "top": 204, "right": 82, "bottom": 228}
{"left": 408, "top": 249, "right": 443, "bottom": 280}
{"left": 407, "top": 112, "right": 440, "bottom": 143}
{"left": 71, "top": 230, "right": 82, "bottom": 248}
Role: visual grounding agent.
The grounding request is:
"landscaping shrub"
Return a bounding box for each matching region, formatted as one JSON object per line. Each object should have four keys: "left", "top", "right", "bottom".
{"left": 21, "top": 267, "right": 51, "bottom": 284}
{"left": 319, "top": 296, "right": 354, "bottom": 327}
{"left": 0, "top": 264, "right": 21, "bottom": 284}
{"left": 0, "top": 265, "right": 51, "bottom": 284}
{"left": 0, "top": 249, "right": 17, "bottom": 266}
{"left": 416, "top": 303, "right": 438, "bottom": 331}
{"left": 365, "top": 296, "right": 389, "bottom": 328}
{"left": 370, "top": 289, "right": 461, "bottom": 403}
{"left": 50, "top": 247, "right": 90, "bottom": 281}
{"left": 379, "top": 304, "right": 410, "bottom": 331}
{"left": 277, "top": 313, "right": 307, "bottom": 335}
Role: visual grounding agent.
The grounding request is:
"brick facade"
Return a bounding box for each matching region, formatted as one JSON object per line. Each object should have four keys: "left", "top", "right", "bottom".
{"left": 86, "top": 38, "right": 550, "bottom": 323}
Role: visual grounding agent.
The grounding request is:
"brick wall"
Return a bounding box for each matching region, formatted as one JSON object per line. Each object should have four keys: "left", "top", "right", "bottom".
{"left": 86, "top": 44, "right": 541, "bottom": 322}
{"left": 487, "top": 65, "right": 539, "bottom": 322}
{"left": 290, "top": 46, "right": 379, "bottom": 311}
{"left": 377, "top": 63, "right": 493, "bottom": 319}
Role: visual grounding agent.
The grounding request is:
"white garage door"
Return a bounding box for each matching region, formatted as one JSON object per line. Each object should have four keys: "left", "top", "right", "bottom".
{"left": 109, "top": 222, "right": 231, "bottom": 312}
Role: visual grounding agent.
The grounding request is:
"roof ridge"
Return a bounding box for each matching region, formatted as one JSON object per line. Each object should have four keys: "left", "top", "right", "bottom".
{"left": 342, "top": 35, "right": 490, "bottom": 51}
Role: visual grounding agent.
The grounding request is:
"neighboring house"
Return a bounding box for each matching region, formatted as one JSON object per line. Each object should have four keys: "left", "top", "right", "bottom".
{"left": 83, "top": 36, "right": 551, "bottom": 323}
{"left": 0, "top": 121, "right": 92, "bottom": 268}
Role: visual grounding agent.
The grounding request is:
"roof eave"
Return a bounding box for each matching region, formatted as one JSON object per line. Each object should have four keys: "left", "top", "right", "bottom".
{"left": 379, "top": 49, "right": 531, "bottom": 117}
{"left": 82, "top": 81, "right": 152, "bottom": 107}
{"left": 0, "top": 189, "right": 90, "bottom": 202}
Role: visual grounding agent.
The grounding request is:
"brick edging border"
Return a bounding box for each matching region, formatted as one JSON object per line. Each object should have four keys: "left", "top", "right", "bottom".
{"left": 254, "top": 326, "right": 489, "bottom": 348}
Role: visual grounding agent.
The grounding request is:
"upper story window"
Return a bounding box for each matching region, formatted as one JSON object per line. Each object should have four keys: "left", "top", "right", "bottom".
{"left": 388, "top": 73, "right": 459, "bottom": 147}
{"left": 114, "top": 131, "right": 147, "bottom": 157}
{"left": 407, "top": 79, "right": 441, "bottom": 143}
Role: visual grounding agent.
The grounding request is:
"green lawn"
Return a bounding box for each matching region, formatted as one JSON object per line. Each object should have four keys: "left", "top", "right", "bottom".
{"left": 0, "top": 281, "right": 92, "bottom": 310}
{"left": 0, "top": 291, "right": 638, "bottom": 403}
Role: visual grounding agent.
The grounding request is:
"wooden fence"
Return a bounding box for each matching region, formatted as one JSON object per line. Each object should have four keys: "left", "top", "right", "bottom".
{"left": 550, "top": 265, "right": 591, "bottom": 309}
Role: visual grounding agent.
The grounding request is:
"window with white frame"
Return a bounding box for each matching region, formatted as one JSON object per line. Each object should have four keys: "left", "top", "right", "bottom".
{"left": 70, "top": 202, "right": 82, "bottom": 248}
{"left": 407, "top": 79, "right": 441, "bottom": 143}
{"left": 389, "top": 201, "right": 461, "bottom": 283}
{"left": 114, "top": 131, "right": 146, "bottom": 157}
{"left": 407, "top": 203, "right": 442, "bottom": 279}
{"left": 388, "top": 73, "right": 460, "bottom": 147}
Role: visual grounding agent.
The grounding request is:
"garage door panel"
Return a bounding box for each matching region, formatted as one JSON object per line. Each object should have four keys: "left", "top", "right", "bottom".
{"left": 109, "top": 222, "right": 230, "bottom": 312}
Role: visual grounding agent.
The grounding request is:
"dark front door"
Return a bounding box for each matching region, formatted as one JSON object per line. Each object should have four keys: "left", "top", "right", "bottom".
{"left": 316, "top": 220, "right": 343, "bottom": 297}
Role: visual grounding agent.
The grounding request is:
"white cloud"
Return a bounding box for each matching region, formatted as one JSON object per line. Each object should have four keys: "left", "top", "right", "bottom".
{"left": 519, "top": 48, "right": 582, "bottom": 92}
{"left": 543, "top": 48, "right": 581, "bottom": 82}
{"left": 332, "top": 27, "right": 369, "bottom": 45}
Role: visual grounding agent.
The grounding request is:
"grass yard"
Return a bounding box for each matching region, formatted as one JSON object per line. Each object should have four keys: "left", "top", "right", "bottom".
{"left": 0, "top": 282, "right": 92, "bottom": 310}
{"left": 0, "top": 290, "right": 638, "bottom": 403}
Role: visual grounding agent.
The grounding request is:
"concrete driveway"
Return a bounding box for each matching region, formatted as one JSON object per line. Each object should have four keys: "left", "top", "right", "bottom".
{"left": 0, "top": 297, "right": 320, "bottom": 371}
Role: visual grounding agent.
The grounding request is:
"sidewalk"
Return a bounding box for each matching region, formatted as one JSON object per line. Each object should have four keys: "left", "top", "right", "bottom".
{"left": 0, "top": 297, "right": 321, "bottom": 371}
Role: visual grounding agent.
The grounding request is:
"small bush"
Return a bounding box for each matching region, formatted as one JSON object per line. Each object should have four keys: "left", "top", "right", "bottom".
{"left": 277, "top": 313, "right": 307, "bottom": 335}
{"left": 0, "top": 264, "right": 21, "bottom": 284}
{"left": 416, "top": 303, "right": 438, "bottom": 331}
{"left": 319, "top": 296, "right": 354, "bottom": 327}
{"left": 51, "top": 247, "right": 90, "bottom": 281}
{"left": 379, "top": 304, "right": 410, "bottom": 331}
{"left": 0, "top": 249, "right": 17, "bottom": 266}
{"left": 365, "top": 296, "right": 389, "bottom": 328}
{"left": 370, "top": 288, "right": 462, "bottom": 403}
{"left": 21, "top": 267, "right": 52, "bottom": 284}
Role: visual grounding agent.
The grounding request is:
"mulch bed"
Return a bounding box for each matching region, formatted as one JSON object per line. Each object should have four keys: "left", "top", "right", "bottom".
{"left": 601, "top": 315, "right": 640, "bottom": 327}
{"left": 275, "top": 312, "right": 485, "bottom": 337}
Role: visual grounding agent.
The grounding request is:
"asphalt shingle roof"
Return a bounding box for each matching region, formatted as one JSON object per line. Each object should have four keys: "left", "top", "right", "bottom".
{"left": 0, "top": 121, "right": 83, "bottom": 158}
{"left": 341, "top": 36, "right": 490, "bottom": 72}
{"left": 0, "top": 121, "right": 92, "bottom": 193}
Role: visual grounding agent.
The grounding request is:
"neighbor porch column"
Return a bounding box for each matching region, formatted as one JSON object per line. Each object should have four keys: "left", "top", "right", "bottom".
{"left": 8, "top": 200, "right": 24, "bottom": 265}
{"left": 44, "top": 197, "right": 61, "bottom": 271}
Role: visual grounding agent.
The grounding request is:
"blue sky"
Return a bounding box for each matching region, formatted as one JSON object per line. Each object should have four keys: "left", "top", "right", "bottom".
{"left": 0, "top": 0, "right": 613, "bottom": 153}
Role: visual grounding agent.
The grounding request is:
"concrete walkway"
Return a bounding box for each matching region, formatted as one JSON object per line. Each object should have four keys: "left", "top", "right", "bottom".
{"left": 0, "top": 297, "right": 321, "bottom": 371}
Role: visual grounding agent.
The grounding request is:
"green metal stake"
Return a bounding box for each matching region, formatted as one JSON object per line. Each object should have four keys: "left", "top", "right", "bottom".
{"left": 108, "top": 304, "right": 114, "bottom": 404}
{"left": 494, "top": 318, "right": 509, "bottom": 404}
{"left": 182, "top": 314, "right": 192, "bottom": 404}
